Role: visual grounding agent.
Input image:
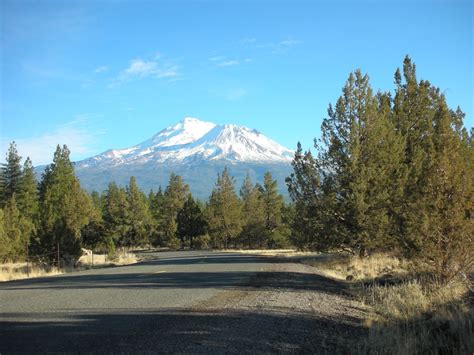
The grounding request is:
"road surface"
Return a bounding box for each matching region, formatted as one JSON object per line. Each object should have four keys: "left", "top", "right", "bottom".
{"left": 0, "top": 250, "right": 367, "bottom": 353}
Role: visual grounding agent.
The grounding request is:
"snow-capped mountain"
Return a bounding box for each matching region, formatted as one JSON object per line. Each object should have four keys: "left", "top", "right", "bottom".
{"left": 72, "top": 117, "right": 294, "bottom": 199}
{"left": 78, "top": 117, "right": 293, "bottom": 168}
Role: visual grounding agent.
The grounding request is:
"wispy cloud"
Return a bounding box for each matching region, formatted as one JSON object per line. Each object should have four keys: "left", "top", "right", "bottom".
{"left": 0, "top": 115, "right": 104, "bottom": 165}
{"left": 257, "top": 38, "right": 302, "bottom": 53}
{"left": 110, "top": 56, "right": 180, "bottom": 87}
{"left": 210, "top": 56, "right": 225, "bottom": 62}
{"left": 218, "top": 60, "right": 240, "bottom": 67}
{"left": 94, "top": 65, "right": 108, "bottom": 73}
{"left": 210, "top": 56, "right": 248, "bottom": 68}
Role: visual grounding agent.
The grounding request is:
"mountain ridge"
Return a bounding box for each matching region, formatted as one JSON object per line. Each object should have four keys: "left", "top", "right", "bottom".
{"left": 77, "top": 117, "right": 293, "bottom": 168}
{"left": 68, "top": 117, "right": 294, "bottom": 199}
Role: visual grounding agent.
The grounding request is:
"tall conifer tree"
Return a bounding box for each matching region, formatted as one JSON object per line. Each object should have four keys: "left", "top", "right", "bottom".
{"left": 207, "top": 167, "right": 242, "bottom": 248}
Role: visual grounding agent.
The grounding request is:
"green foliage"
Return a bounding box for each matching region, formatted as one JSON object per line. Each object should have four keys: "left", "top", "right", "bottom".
{"left": 286, "top": 143, "right": 335, "bottom": 250}
{"left": 287, "top": 56, "right": 474, "bottom": 280}
{"left": 1, "top": 142, "right": 22, "bottom": 206}
{"left": 177, "top": 194, "right": 207, "bottom": 248}
{"left": 124, "top": 176, "right": 153, "bottom": 247}
{"left": 38, "top": 145, "right": 94, "bottom": 262}
{"left": 17, "top": 157, "right": 39, "bottom": 222}
{"left": 0, "top": 196, "right": 33, "bottom": 262}
{"left": 160, "top": 174, "right": 189, "bottom": 247}
{"left": 261, "top": 172, "right": 287, "bottom": 247}
{"left": 239, "top": 174, "right": 265, "bottom": 248}
{"left": 102, "top": 182, "right": 130, "bottom": 248}
{"left": 207, "top": 167, "right": 242, "bottom": 248}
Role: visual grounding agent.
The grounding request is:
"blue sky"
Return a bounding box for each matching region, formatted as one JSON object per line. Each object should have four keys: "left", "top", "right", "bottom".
{"left": 1, "top": 0, "right": 472, "bottom": 165}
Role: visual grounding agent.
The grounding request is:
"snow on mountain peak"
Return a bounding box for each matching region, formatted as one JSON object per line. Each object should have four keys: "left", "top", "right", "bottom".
{"left": 79, "top": 117, "right": 293, "bottom": 168}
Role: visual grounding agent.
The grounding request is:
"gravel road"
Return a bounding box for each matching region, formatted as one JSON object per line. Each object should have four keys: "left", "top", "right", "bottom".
{"left": 0, "top": 251, "right": 368, "bottom": 353}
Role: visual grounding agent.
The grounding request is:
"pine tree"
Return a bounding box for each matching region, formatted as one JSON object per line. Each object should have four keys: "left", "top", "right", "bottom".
{"left": 124, "top": 176, "right": 152, "bottom": 247}
{"left": 239, "top": 174, "right": 264, "bottom": 248}
{"left": 1, "top": 195, "right": 33, "bottom": 261}
{"left": 102, "top": 182, "right": 130, "bottom": 249}
{"left": 149, "top": 187, "right": 165, "bottom": 246}
{"left": 412, "top": 96, "right": 474, "bottom": 280}
{"left": 286, "top": 143, "right": 330, "bottom": 250}
{"left": 1, "top": 142, "right": 22, "bottom": 206}
{"left": 261, "top": 172, "right": 286, "bottom": 248}
{"left": 161, "top": 174, "right": 189, "bottom": 248}
{"left": 177, "top": 194, "right": 207, "bottom": 248}
{"left": 392, "top": 56, "right": 439, "bottom": 254}
{"left": 0, "top": 209, "right": 6, "bottom": 260}
{"left": 17, "top": 157, "right": 39, "bottom": 221}
{"left": 81, "top": 191, "right": 106, "bottom": 252}
{"left": 207, "top": 167, "right": 242, "bottom": 248}
{"left": 38, "top": 145, "right": 94, "bottom": 263}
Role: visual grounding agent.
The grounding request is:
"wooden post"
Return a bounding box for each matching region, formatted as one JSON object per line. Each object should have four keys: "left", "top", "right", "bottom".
{"left": 25, "top": 242, "right": 29, "bottom": 278}
{"left": 57, "top": 243, "right": 60, "bottom": 269}
{"left": 91, "top": 250, "right": 94, "bottom": 267}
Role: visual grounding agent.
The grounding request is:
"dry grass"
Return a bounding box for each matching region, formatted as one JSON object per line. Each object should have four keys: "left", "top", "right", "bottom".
{"left": 362, "top": 279, "right": 473, "bottom": 354}
{"left": 304, "top": 252, "right": 473, "bottom": 354}
{"left": 223, "top": 248, "right": 321, "bottom": 258}
{"left": 303, "top": 252, "right": 409, "bottom": 281}
{"left": 0, "top": 263, "right": 63, "bottom": 282}
{"left": 0, "top": 252, "right": 138, "bottom": 282}
{"left": 77, "top": 252, "right": 138, "bottom": 267}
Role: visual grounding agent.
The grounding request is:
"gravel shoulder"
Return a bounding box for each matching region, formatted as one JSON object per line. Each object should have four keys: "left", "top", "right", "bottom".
{"left": 188, "top": 259, "right": 370, "bottom": 353}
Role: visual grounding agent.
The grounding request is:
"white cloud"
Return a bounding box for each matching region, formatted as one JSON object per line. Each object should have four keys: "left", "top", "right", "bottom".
{"left": 218, "top": 60, "right": 240, "bottom": 67}
{"left": 209, "top": 56, "right": 225, "bottom": 62}
{"left": 0, "top": 115, "right": 104, "bottom": 166}
{"left": 257, "top": 38, "right": 302, "bottom": 53}
{"left": 112, "top": 56, "right": 181, "bottom": 86}
{"left": 94, "top": 65, "right": 108, "bottom": 73}
{"left": 123, "top": 59, "right": 158, "bottom": 77}
{"left": 210, "top": 56, "right": 248, "bottom": 68}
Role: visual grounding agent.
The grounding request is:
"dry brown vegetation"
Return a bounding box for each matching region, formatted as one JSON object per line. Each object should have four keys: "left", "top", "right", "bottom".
{"left": 0, "top": 252, "right": 138, "bottom": 282}
{"left": 304, "top": 252, "right": 473, "bottom": 354}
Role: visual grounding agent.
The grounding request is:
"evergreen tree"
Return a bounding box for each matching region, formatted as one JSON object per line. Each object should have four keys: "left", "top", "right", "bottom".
{"left": 286, "top": 143, "right": 330, "bottom": 250}
{"left": 0, "top": 209, "right": 6, "bottom": 260}
{"left": 81, "top": 191, "right": 105, "bottom": 252}
{"left": 148, "top": 187, "right": 165, "bottom": 245}
{"left": 102, "top": 182, "right": 130, "bottom": 249}
{"left": 177, "top": 194, "right": 207, "bottom": 248}
{"left": 17, "top": 157, "right": 39, "bottom": 221}
{"left": 1, "top": 142, "right": 22, "bottom": 205}
{"left": 411, "top": 96, "right": 474, "bottom": 280}
{"left": 311, "top": 69, "right": 404, "bottom": 254}
{"left": 90, "top": 191, "right": 102, "bottom": 211}
{"left": 1, "top": 195, "right": 33, "bottom": 261}
{"left": 38, "top": 145, "right": 94, "bottom": 263}
{"left": 161, "top": 174, "right": 189, "bottom": 248}
{"left": 124, "top": 176, "right": 152, "bottom": 247}
{"left": 207, "top": 167, "right": 242, "bottom": 248}
{"left": 261, "top": 172, "right": 286, "bottom": 248}
{"left": 392, "top": 56, "right": 439, "bottom": 255}
{"left": 239, "top": 174, "right": 264, "bottom": 248}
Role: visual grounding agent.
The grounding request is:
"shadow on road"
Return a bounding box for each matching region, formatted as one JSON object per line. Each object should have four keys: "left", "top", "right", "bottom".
{"left": 138, "top": 252, "right": 289, "bottom": 266}
{"left": 0, "top": 308, "right": 366, "bottom": 353}
{"left": 1, "top": 270, "right": 350, "bottom": 297}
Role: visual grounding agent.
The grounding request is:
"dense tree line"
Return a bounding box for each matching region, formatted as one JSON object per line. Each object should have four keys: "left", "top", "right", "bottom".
{"left": 286, "top": 56, "right": 473, "bottom": 280}
{"left": 0, "top": 144, "right": 289, "bottom": 264}
{"left": 1, "top": 56, "right": 471, "bottom": 281}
